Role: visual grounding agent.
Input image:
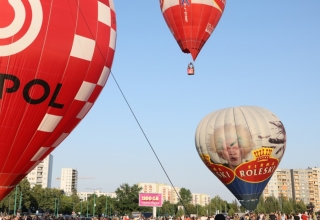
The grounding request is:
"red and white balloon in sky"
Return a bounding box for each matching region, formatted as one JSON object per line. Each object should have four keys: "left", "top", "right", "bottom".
{"left": 0, "top": 0, "right": 116, "bottom": 199}
{"left": 160, "top": 0, "right": 226, "bottom": 60}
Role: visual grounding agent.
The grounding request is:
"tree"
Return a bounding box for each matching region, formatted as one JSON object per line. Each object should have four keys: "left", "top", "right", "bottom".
{"left": 211, "top": 196, "right": 226, "bottom": 213}
{"left": 240, "top": 205, "right": 245, "bottom": 213}
{"left": 184, "top": 203, "right": 196, "bottom": 216}
{"left": 228, "top": 207, "right": 235, "bottom": 217}
{"left": 59, "top": 195, "right": 75, "bottom": 214}
{"left": 229, "top": 199, "right": 239, "bottom": 213}
{"left": 161, "top": 200, "right": 175, "bottom": 216}
{"left": 113, "top": 183, "right": 143, "bottom": 215}
{"left": 196, "top": 205, "right": 207, "bottom": 216}
{"left": 0, "top": 178, "right": 32, "bottom": 214}
{"left": 294, "top": 200, "right": 307, "bottom": 214}
{"left": 282, "top": 199, "right": 294, "bottom": 214}
{"left": 254, "top": 196, "right": 266, "bottom": 214}
{"left": 18, "top": 178, "right": 32, "bottom": 212}
{"left": 176, "top": 207, "right": 184, "bottom": 217}
{"left": 29, "top": 185, "right": 65, "bottom": 214}
{"left": 178, "top": 188, "right": 193, "bottom": 205}
{"left": 264, "top": 196, "right": 279, "bottom": 214}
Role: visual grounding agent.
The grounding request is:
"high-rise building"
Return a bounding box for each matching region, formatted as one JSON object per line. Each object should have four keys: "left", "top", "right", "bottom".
{"left": 306, "top": 167, "right": 320, "bottom": 210}
{"left": 60, "top": 168, "right": 78, "bottom": 195}
{"left": 277, "top": 169, "right": 293, "bottom": 198}
{"left": 26, "top": 154, "right": 53, "bottom": 188}
{"left": 291, "top": 169, "right": 310, "bottom": 204}
{"left": 263, "top": 167, "right": 320, "bottom": 211}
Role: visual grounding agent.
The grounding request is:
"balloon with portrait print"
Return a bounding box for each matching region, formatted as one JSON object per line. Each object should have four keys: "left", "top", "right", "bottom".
{"left": 195, "top": 106, "right": 286, "bottom": 210}
{"left": 0, "top": 0, "right": 116, "bottom": 200}
{"left": 159, "top": 0, "right": 226, "bottom": 61}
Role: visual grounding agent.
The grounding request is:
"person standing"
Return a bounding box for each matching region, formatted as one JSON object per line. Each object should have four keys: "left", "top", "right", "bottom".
{"left": 281, "top": 213, "right": 287, "bottom": 220}
{"left": 301, "top": 212, "right": 308, "bottom": 220}
{"left": 270, "top": 213, "right": 276, "bottom": 220}
{"left": 294, "top": 213, "right": 300, "bottom": 220}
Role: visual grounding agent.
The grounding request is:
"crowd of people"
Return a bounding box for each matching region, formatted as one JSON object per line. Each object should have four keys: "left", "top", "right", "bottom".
{"left": 0, "top": 212, "right": 319, "bottom": 220}
{"left": 131, "top": 212, "right": 320, "bottom": 220}
{"left": 234, "top": 211, "right": 319, "bottom": 220}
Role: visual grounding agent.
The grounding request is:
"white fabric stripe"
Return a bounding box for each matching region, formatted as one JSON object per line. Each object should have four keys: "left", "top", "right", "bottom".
{"left": 75, "top": 81, "right": 96, "bottom": 101}
{"left": 98, "top": 1, "right": 111, "bottom": 26}
{"left": 77, "top": 102, "right": 93, "bottom": 119}
{"left": 192, "top": 0, "right": 217, "bottom": 7}
{"left": 52, "top": 133, "right": 68, "bottom": 147}
{"left": 162, "top": 0, "right": 179, "bottom": 12}
{"left": 37, "top": 114, "right": 62, "bottom": 132}
{"left": 162, "top": 0, "right": 221, "bottom": 13}
{"left": 109, "top": 29, "right": 116, "bottom": 50}
{"left": 70, "top": 35, "right": 95, "bottom": 61}
{"left": 31, "top": 147, "right": 49, "bottom": 161}
{"left": 98, "top": 66, "right": 110, "bottom": 86}
{"left": 109, "top": 0, "right": 115, "bottom": 11}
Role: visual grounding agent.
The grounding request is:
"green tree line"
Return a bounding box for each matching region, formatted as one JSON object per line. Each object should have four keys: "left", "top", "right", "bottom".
{"left": 0, "top": 179, "right": 313, "bottom": 217}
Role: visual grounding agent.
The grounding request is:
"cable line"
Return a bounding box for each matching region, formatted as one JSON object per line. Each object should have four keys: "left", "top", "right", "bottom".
{"left": 73, "top": 0, "right": 190, "bottom": 214}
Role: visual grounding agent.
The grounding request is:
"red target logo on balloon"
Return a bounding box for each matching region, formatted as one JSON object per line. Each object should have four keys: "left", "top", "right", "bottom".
{"left": 0, "top": 0, "right": 116, "bottom": 200}
{"left": 0, "top": 0, "right": 43, "bottom": 56}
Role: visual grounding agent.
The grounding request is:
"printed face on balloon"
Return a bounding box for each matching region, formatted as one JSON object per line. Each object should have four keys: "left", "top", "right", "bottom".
{"left": 196, "top": 107, "right": 286, "bottom": 185}
{"left": 209, "top": 124, "right": 254, "bottom": 171}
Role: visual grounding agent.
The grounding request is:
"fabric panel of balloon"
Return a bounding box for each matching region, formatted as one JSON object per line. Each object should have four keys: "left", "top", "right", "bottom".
{"left": 0, "top": 0, "right": 116, "bottom": 200}
{"left": 195, "top": 106, "right": 286, "bottom": 210}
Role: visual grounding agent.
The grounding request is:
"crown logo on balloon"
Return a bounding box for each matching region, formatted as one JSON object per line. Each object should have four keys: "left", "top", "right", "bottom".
{"left": 253, "top": 148, "right": 273, "bottom": 162}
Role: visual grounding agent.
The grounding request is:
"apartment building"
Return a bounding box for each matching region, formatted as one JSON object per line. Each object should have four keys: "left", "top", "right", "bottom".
{"left": 27, "top": 154, "right": 53, "bottom": 188}
{"left": 278, "top": 169, "right": 293, "bottom": 198}
{"left": 263, "top": 167, "right": 320, "bottom": 211}
{"left": 77, "top": 190, "right": 116, "bottom": 201}
{"left": 192, "top": 193, "right": 211, "bottom": 206}
{"left": 307, "top": 168, "right": 320, "bottom": 210}
{"left": 60, "top": 168, "right": 78, "bottom": 195}
{"left": 291, "top": 169, "right": 310, "bottom": 204}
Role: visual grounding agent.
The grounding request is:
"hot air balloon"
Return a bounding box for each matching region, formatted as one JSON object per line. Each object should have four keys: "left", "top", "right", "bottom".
{"left": 195, "top": 106, "right": 286, "bottom": 210}
{"left": 159, "top": 0, "right": 226, "bottom": 73}
{"left": 0, "top": 0, "right": 116, "bottom": 200}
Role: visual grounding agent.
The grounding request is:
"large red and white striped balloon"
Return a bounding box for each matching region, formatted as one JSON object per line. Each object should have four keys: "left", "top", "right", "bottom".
{"left": 160, "top": 0, "right": 226, "bottom": 60}
{"left": 0, "top": 0, "right": 116, "bottom": 199}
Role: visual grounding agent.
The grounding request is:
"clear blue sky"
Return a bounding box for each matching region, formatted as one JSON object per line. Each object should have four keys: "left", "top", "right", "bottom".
{"left": 51, "top": 1, "right": 320, "bottom": 202}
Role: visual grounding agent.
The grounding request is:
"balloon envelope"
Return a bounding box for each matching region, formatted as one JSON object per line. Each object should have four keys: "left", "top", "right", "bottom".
{"left": 159, "top": 0, "right": 226, "bottom": 60}
{"left": 0, "top": 0, "right": 116, "bottom": 200}
{"left": 195, "top": 106, "right": 286, "bottom": 210}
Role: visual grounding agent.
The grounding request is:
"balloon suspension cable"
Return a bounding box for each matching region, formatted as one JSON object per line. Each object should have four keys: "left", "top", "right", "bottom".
{"left": 110, "top": 71, "right": 190, "bottom": 215}
{"left": 73, "top": 0, "right": 189, "bottom": 214}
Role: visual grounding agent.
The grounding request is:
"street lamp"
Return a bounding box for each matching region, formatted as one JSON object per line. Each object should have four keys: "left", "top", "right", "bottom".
{"left": 86, "top": 201, "right": 89, "bottom": 217}
{"left": 105, "top": 195, "right": 108, "bottom": 217}
{"left": 86, "top": 188, "right": 101, "bottom": 217}
{"left": 9, "top": 197, "right": 11, "bottom": 215}
{"left": 14, "top": 186, "right": 18, "bottom": 215}
{"left": 80, "top": 199, "right": 83, "bottom": 216}
{"left": 54, "top": 198, "right": 60, "bottom": 217}
{"left": 19, "top": 190, "right": 22, "bottom": 212}
{"left": 196, "top": 204, "right": 198, "bottom": 217}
